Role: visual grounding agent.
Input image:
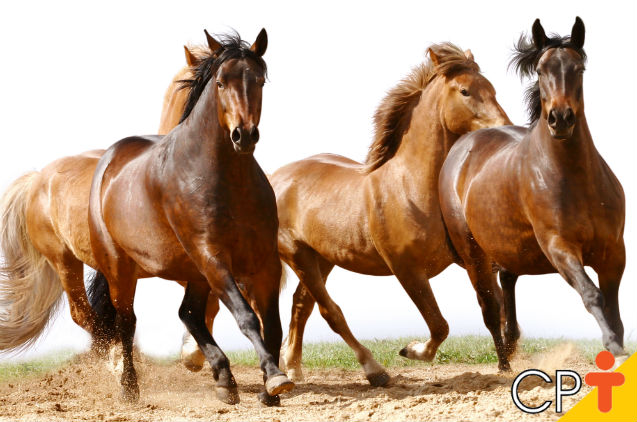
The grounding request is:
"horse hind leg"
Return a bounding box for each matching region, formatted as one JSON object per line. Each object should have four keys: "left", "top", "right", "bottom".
{"left": 179, "top": 281, "right": 240, "bottom": 404}
{"left": 181, "top": 292, "right": 220, "bottom": 372}
{"left": 53, "top": 257, "right": 103, "bottom": 347}
{"left": 499, "top": 270, "right": 520, "bottom": 359}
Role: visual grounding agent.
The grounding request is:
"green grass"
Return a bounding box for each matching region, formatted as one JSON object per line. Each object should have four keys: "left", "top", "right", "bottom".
{"left": 226, "top": 336, "right": 637, "bottom": 369}
{"left": 0, "top": 349, "right": 75, "bottom": 383}
{"left": 0, "top": 337, "right": 634, "bottom": 381}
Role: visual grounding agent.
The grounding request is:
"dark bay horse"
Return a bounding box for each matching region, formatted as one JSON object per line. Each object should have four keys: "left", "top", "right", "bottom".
{"left": 85, "top": 29, "right": 294, "bottom": 405}
{"left": 270, "top": 44, "right": 511, "bottom": 384}
{"left": 439, "top": 17, "right": 626, "bottom": 371}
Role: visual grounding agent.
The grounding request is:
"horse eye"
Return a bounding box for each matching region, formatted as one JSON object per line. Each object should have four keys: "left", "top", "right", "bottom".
{"left": 460, "top": 88, "right": 470, "bottom": 97}
{"left": 216, "top": 81, "right": 224, "bottom": 89}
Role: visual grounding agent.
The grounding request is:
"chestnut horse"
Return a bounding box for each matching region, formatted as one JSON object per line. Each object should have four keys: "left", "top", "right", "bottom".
{"left": 85, "top": 29, "right": 294, "bottom": 405}
{"left": 439, "top": 17, "right": 626, "bottom": 371}
{"left": 158, "top": 45, "right": 206, "bottom": 134}
{"left": 270, "top": 44, "right": 510, "bottom": 384}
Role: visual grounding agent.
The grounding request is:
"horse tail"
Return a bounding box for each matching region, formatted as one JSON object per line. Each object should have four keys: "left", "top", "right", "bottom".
{"left": 86, "top": 270, "right": 117, "bottom": 344}
{"left": 0, "top": 172, "right": 64, "bottom": 351}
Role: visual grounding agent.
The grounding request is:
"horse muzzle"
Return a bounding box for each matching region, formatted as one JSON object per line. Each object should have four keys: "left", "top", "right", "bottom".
{"left": 548, "top": 107, "right": 575, "bottom": 140}
{"left": 230, "top": 125, "right": 260, "bottom": 154}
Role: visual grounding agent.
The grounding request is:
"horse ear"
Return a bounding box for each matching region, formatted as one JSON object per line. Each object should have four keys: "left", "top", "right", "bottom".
{"left": 183, "top": 46, "right": 199, "bottom": 67}
{"left": 570, "top": 16, "right": 585, "bottom": 50}
{"left": 204, "top": 29, "right": 223, "bottom": 55}
{"left": 250, "top": 28, "right": 268, "bottom": 57}
{"left": 428, "top": 48, "right": 441, "bottom": 66}
{"left": 532, "top": 18, "right": 548, "bottom": 49}
{"left": 464, "top": 49, "right": 474, "bottom": 61}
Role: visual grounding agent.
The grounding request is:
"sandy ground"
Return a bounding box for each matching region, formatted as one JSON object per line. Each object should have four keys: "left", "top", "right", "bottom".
{"left": 0, "top": 345, "right": 595, "bottom": 422}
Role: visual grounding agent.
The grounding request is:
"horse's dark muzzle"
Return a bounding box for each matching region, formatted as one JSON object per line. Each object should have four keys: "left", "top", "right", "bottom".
{"left": 548, "top": 107, "right": 575, "bottom": 139}
{"left": 231, "top": 126, "right": 259, "bottom": 154}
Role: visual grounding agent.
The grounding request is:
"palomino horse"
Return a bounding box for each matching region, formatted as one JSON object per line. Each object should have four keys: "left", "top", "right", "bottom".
{"left": 269, "top": 44, "right": 510, "bottom": 384}
{"left": 158, "top": 45, "right": 206, "bottom": 134}
{"left": 0, "top": 42, "right": 205, "bottom": 354}
{"left": 439, "top": 17, "right": 626, "bottom": 371}
{"left": 86, "top": 29, "right": 294, "bottom": 405}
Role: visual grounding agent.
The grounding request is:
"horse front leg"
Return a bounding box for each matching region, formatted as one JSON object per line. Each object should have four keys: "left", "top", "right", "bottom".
{"left": 251, "top": 261, "right": 288, "bottom": 406}
{"left": 203, "top": 260, "right": 294, "bottom": 398}
{"left": 392, "top": 268, "right": 449, "bottom": 362}
{"left": 547, "top": 239, "right": 625, "bottom": 356}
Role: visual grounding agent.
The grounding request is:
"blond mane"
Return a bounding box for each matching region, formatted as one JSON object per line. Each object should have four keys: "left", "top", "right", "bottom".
{"left": 364, "top": 43, "right": 480, "bottom": 173}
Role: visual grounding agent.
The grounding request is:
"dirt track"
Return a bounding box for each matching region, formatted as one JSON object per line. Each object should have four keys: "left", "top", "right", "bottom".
{"left": 0, "top": 345, "right": 594, "bottom": 422}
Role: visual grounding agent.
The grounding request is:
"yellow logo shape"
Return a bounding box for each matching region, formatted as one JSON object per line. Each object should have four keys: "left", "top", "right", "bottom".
{"left": 560, "top": 352, "right": 637, "bottom": 421}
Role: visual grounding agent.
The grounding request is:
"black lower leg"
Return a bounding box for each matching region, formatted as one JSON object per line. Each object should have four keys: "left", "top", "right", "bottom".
{"left": 219, "top": 278, "right": 282, "bottom": 379}
{"left": 499, "top": 270, "right": 520, "bottom": 357}
{"left": 257, "top": 296, "right": 285, "bottom": 406}
{"left": 117, "top": 311, "right": 139, "bottom": 402}
{"left": 178, "top": 283, "right": 236, "bottom": 397}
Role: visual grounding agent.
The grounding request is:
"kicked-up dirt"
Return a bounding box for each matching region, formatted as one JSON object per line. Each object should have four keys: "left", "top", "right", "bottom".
{"left": 0, "top": 344, "right": 595, "bottom": 422}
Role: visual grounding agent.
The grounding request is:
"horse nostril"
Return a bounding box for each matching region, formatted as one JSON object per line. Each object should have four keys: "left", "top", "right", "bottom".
{"left": 548, "top": 109, "right": 558, "bottom": 127}
{"left": 251, "top": 127, "right": 260, "bottom": 143}
{"left": 231, "top": 127, "right": 241, "bottom": 143}
{"left": 564, "top": 108, "right": 575, "bottom": 126}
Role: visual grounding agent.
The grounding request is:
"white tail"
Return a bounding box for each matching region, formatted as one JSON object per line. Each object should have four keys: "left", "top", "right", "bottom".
{"left": 0, "top": 172, "right": 63, "bottom": 351}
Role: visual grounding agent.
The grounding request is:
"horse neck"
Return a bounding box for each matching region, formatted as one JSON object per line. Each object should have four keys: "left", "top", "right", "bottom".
{"left": 171, "top": 82, "right": 254, "bottom": 178}
{"left": 529, "top": 112, "right": 602, "bottom": 179}
{"left": 385, "top": 78, "right": 459, "bottom": 182}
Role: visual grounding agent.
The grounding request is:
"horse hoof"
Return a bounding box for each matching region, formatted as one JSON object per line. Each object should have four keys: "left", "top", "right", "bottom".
{"left": 498, "top": 363, "right": 512, "bottom": 373}
{"left": 367, "top": 371, "right": 391, "bottom": 387}
{"left": 258, "top": 391, "right": 281, "bottom": 407}
{"left": 216, "top": 386, "right": 240, "bottom": 405}
{"left": 287, "top": 367, "right": 305, "bottom": 383}
{"left": 120, "top": 386, "right": 140, "bottom": 403}
{"left": 399, "top": 341, "right": 435, "bottom": 361}
{"left": 265, "top": 374, "right": 295, "bottom": 396}
{"left": 183, "top": 360, "right": 204, "bottom": 373}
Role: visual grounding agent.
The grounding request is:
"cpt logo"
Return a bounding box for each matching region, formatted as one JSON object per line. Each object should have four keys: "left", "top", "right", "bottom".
{"left": 511, "top": 351, "right": 625, "bottom": 414}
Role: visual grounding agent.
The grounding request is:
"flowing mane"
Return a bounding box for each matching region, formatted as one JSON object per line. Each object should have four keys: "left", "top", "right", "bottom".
{"left": 364, "top": 43, "right": 480, "bottom": 173}
{"left": 510, "top": 33, "right": 586, "bottom": 124}
{"left": 178, "top": 31, "right": 267, "bottom": 123}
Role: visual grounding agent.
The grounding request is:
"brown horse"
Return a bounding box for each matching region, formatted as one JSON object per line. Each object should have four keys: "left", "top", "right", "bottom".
{"left": 86, "top": 29, "right": 294, "bottom": 405}
{"left": 439, "top": 17, "right": 626, "bottom": 371}
{"left": 269, "top": 44, "right": 510, "bottom": 384}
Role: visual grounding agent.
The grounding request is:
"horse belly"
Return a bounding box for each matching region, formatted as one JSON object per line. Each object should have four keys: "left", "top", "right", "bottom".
{"left": 465, "top": 200, "right": 555, "bottom": 275}
{"left": 299, "top": 205, "right": 390, "bottom": 276}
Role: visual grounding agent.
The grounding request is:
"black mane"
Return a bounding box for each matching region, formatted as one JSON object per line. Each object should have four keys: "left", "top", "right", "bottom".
{"left": 178, "top": 31, "right": 267, "bottom": 123}
{"left": 510, "top": 33, "right": 586, "bottom": 124}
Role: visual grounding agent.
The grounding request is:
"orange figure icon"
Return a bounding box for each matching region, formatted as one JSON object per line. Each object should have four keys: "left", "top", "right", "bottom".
{"left": 584, "top": 351, "right": 625, "bottom": 413}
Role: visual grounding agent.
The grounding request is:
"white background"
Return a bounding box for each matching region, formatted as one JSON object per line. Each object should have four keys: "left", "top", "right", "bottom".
{"left": 0, "top": 1, "right": 635, "bottom": 361}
